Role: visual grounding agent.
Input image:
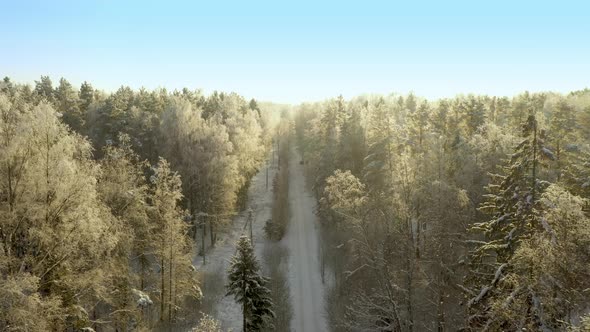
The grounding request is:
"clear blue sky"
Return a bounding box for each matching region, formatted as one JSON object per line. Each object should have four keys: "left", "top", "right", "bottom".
{"left": 1, "top": 0, "right": 589, "bottom": 103}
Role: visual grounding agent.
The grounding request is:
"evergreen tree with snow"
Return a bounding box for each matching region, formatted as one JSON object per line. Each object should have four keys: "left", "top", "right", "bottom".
{"left": 227, "top": 235, "right": 274, "bottom": 331}
{"left": 563, "top": 146, "right": 590, "bottom": 199}
{"left": 466, "top": 107, "right": 555, "bottom": 330}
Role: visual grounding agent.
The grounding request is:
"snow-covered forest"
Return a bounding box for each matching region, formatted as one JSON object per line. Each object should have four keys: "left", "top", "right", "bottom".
{"left": 4, "top": 0, "right": 590, "bottom": 330}
{"left": 294, "top": 93, "right": 590, "bottom": 331}
{"left": 2, "top": 74, "right": 589, "bottom": 331}
{"left": 0, "top": 77, "right": 276, "bottom": 331}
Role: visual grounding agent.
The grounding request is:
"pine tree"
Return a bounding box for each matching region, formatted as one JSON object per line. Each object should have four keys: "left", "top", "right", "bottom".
{"left": 227, "top": 235, "right": 274, "bottom": 331}
{"left": 431, "top": 99, "right": 450, "bottom": 136}
{"left": 337, "top": 101, "right": 366, "bottom": 177}
{"left": 548, "top": 97, "right": 576, "bottom": 180}
{"left": 1, "top": 77, "right": 15, "bottom": 97}
{"left": 408, "top": 100, "right": 429, "bottom": 149}
{"left": 55, "top": 78, "right": 84, "bottom": 132}
{"left": 78, "top": 81, "right": 95, "bottom": 124}
{"left": 459, "top": 95, "right": 486, "bottom": 136}
{"left": 405, "top": 93, "right": 417, "bottom": 114}
{"left": 33, "top": 75, "right": 55, "bottom": 103}
{"left": 577, "top": 104, "right": 590, "bottom": 143}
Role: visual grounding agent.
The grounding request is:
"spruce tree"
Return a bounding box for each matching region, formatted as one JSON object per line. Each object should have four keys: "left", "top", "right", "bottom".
{"left": 337, "top": 103, "right": 366, "bottom": 177}
{"left": 563, "top": 147, "right": 590, "bottom": 199}
{"left": 363, "top": 97, "right": 396, "bottom": 195}
{"left": 466, "top": 109, "right": 554, "bottom": 330}
{"left": 314, "top": 96, "right": 346, "bottom": 194}
{"left": 227, "top": 236, "right": 274, "bottom": 331}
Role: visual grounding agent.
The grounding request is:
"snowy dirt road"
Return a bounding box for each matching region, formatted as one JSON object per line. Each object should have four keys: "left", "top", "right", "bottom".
{"left": 284, "top": 151, "right": 328, "bottom": 332}
{"left": 193, "top": 152, "right": 277, "bottom": 331}
{"left": 193, "top": 147, "right": 328, "bottom": 331}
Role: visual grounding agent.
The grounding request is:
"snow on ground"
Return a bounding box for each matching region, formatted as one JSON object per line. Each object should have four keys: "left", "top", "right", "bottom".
{"left": 284, "top": 150, "right": 329, "bottom": 332}
{"left": 193, "top": 152, "right": 277, "bottom": 332}
{"left": 194, "top": 148, "right": 329, "bottom": 332}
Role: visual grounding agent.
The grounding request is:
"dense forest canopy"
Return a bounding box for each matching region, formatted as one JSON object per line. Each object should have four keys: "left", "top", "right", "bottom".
{"left": 0, "top": 76, "right": 272, "bottom": 330}
{"left": 294, "top": 91, "right": 590, "bottom": 331}
{"left": 1, "top": 75, "right": 590, "bottom": 331}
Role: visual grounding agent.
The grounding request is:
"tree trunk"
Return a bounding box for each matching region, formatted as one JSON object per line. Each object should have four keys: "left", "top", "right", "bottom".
{"left": 436, "top": 284, "right": 445, "bottom": 332}
{"left": 210, "top": 218, "right": 215, "bottom": 247}
{"left": 407, "top": 259, "right": 414, "bottom": 332}
{"left": 169, "top": 224, "right": 173, "bottom": 323}
{"left": 160, "top": 257, "right": 165, "bottom": 321}
{"left": 202, "top": 216, "right": 206, "bottom": 265}
{"left": 243, "top": 269, "right": 247, "bottom": 332}
{"left": 532, "top": 115, "right": 537, "bottom": 204}
{"left": 140, "top": 253, "right": 146, "bottom": 293}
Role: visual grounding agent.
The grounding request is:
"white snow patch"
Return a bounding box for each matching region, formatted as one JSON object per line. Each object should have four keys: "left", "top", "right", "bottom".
{"left": 132, "top": 289, "right": 153, "bottom": 308}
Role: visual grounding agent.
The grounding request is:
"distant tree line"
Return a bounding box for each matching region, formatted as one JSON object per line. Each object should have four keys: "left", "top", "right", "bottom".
{"left": 295, "top": 92, "right": 590, "bottom": 331}
{"left": 0, "top": 76, "right": 271, "bottom": 330}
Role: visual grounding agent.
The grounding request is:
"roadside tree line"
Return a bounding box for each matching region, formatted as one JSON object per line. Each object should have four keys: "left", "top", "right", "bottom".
{"left": 296, "top": 92, "right": 590, "bottom": 331}
{"left": 0, "top": 76, "right": 271, "bottom": 331}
